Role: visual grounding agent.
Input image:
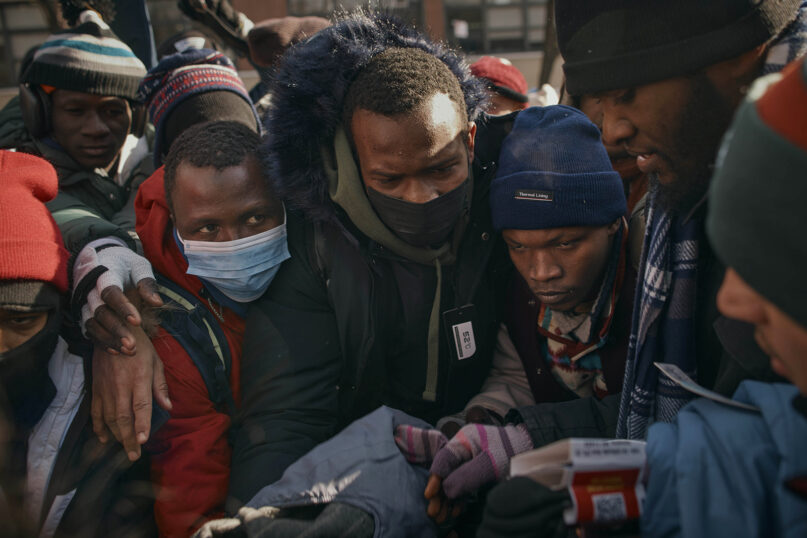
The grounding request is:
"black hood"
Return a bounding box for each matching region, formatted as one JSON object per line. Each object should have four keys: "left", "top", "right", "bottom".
{"left": 261, "top": 11, "right": 487, "bottom": 222}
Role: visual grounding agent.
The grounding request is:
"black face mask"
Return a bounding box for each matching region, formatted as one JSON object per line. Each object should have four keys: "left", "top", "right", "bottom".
{"left": 0, "top": 312, "right": 59, "bottom": 431}
{"left": 366, "top": 178, "right": 469, "bottom": 248}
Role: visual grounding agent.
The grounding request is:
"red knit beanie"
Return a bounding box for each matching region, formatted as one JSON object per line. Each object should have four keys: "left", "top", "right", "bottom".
{"left": 756, "top": 59, "right": 807, "bottom": 150}
{"left": 470, "top": 56, "right": 529, "bottom": 105}
{"left": 0, "top": 151, "right": 69, "bottom": 292}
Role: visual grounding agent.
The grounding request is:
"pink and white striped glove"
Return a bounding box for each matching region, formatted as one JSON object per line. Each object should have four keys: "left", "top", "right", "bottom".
{"left": 429, "top": 423, "right": 533, "bottom": 499}
{"left": 394, "top": 424, "right": 448, "bottom": 466}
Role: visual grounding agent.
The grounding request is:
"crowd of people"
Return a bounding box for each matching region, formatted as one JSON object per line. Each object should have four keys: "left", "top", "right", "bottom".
{"left": 0, "top": 0, "right": 806, "bottom": 537}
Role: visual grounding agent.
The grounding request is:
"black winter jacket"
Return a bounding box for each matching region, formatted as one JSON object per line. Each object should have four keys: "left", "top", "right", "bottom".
{"left": 227, "top": 13, "right": 515, "bottom": 507}
{"left": 229, "top": 121, "right": 512, "bottom": 508}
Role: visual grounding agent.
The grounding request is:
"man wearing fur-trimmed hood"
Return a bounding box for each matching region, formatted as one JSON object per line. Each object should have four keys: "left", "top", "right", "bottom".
{"left": 227, "top": 13, "right": 514, "bottom": 507}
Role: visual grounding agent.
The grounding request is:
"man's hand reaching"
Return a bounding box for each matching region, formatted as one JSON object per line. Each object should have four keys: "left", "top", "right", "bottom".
{"left": 430, "top": 423, "right": 533, "bottom": 499}
{"left": 91, "top": 324, "right": 171, "bottom": 460}
{"left": 74, "top": 239, "right": 163, "bottom": 354}
{"left": 392, "top": 424, "right": 463, "bottom": 524}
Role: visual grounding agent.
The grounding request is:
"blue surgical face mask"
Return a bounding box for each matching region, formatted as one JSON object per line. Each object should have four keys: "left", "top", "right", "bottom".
{"left": 177, "top": 210, "right": 290, "bottom": 303}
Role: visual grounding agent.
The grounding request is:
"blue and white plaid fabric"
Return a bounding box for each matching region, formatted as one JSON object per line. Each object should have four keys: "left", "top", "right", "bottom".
{"left": 763, "top": 1, "right": 807, "bottom": 76}
{"left": 617, "top": 195, "right": 700, "bottom": 439}
{"left": 616, "top": 2, "right": 807, "bottom": 440}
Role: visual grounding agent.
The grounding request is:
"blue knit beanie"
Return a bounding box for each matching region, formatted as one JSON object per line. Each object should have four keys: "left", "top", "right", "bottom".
{"left": 490, "top": 105, "right": 626, "bottom": 231}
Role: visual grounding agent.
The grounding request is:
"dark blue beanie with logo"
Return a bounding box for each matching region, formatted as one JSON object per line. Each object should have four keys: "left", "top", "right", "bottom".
{"left": 491, "top": 105, "right": 626, "bottom": 231}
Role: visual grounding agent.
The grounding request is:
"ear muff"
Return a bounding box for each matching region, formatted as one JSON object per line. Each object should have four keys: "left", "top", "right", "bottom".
{"left": 130, "top": 103, "right": 147, "bottom": 138}
{"left": 18, "top": 83, "right": 51, "bottom": 139}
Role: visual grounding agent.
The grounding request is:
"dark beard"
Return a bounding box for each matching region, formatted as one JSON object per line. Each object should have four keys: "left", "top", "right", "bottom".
{"left": 652, "top": 73, "right": 736, "bottom": 215}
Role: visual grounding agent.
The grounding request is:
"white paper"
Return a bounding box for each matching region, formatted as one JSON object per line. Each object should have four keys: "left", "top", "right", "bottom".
{"left": 654, "top": 362, "right": 760, "bottom": 412}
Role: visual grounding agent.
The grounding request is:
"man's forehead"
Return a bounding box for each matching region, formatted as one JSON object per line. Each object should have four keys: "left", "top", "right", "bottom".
{"left": 176, "top": 153, "right": 267, "bottom": 189}
{"left": 354, "top": 93, "right": 465, "bottom": 141}
{"left": 504, "top": 225, "right": 600, "bottom": 243}
{"left": 418, "top": 92, "right": 466, "bottom": 127}
{"left": 353, "top": 115, "right": 467, "bottom": 165}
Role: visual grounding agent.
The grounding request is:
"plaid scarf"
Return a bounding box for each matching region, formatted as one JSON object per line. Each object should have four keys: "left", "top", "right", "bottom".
{"left": 762, "top": 1, "right": 807, "bottom": 76}
{"left": 616, "top": 4, "right": 807, "bottom": 440}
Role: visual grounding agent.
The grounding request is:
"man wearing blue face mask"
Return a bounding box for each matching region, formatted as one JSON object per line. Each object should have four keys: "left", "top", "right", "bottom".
{"left": 130, "top": 121, "right": 288, "bottom": 537}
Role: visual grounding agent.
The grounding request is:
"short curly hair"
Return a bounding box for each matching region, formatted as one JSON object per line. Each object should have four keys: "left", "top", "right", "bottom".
{"left": 163, "top": 121, "right": 276, "bottom": 214}
{"left": 342, "top": 47, "right": 468, "bottom": 135}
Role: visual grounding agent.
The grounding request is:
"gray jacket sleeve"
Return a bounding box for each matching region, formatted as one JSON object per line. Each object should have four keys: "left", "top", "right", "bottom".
{"left": 464, "top": 323, "right": 536, "bottom": 418}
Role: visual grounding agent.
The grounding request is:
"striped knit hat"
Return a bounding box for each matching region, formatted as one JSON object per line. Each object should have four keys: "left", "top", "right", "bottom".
{"left": 137, "top": 48, "right": 260, "bottom": 167}
{"left": 21, "top": 10, "right": 146, "bottom": 100}
{"left": 707, "top": 57, "right": 807, "bottom": 326}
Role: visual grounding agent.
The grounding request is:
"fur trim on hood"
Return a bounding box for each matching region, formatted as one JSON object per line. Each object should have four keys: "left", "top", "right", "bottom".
{"left": 262, "top": 11, "right": 487, "bottom": 222}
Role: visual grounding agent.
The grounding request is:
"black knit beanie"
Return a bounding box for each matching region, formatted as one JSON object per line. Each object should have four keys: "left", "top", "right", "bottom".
{"left": 161, "top": 91, "right": 260, "bottom": 161}
{"left": 556, "top": 0, "right": 801, "bottom": 95}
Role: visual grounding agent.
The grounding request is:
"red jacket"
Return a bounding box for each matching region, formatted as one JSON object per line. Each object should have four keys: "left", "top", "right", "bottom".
{"left": 135, "top": 167, "right": 244, "bottom": 537}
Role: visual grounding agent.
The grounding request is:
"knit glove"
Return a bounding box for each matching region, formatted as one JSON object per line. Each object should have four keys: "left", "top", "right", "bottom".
{"left": 73, "top": 238, "right": 155, "bottom": 334}
{"left": 477, "top": 477, "right": 572, "bottom": 538}
{"left": 430, "top": 423, "right": 533, "bottom": 499}
{"left": 394, "top": 424, "right": 448, "bottom": 465}
{"left": 178, "top": 0, "right": 253, "bottom": 54}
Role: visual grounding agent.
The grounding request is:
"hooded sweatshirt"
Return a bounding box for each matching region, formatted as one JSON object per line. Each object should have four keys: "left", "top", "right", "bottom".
{"left": 134, "top": 167, "right": 244, "bottom": 537}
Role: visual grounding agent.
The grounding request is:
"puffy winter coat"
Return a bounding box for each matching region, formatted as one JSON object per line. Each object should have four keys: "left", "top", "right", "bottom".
{"left": 135, "top": 168, "right": 245, "bottom": 537}
{"left": 228, "top": 13, "right": 513, "bottom": 507}
{"left": 643, "top": 381, "right": 807, "bottom": 538}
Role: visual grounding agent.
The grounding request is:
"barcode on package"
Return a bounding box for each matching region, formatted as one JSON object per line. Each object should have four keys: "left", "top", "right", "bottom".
{"left": 592, "top": 492, "right": 628, "bottom": 522}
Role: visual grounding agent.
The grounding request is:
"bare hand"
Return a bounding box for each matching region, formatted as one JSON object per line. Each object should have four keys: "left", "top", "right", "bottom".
{"left": 424, "top": 474, "right": 464, "bottom": 524}
{"left": 91, "top": 325, "right": 171, "bottom": 460}
{"left": 85, "top": 279, "right": 162, "bottom": 354}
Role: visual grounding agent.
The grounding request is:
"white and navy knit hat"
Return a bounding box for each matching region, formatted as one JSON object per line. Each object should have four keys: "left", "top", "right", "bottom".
{"left": 22, "top": 10, "right": 146, "bottom": 100}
